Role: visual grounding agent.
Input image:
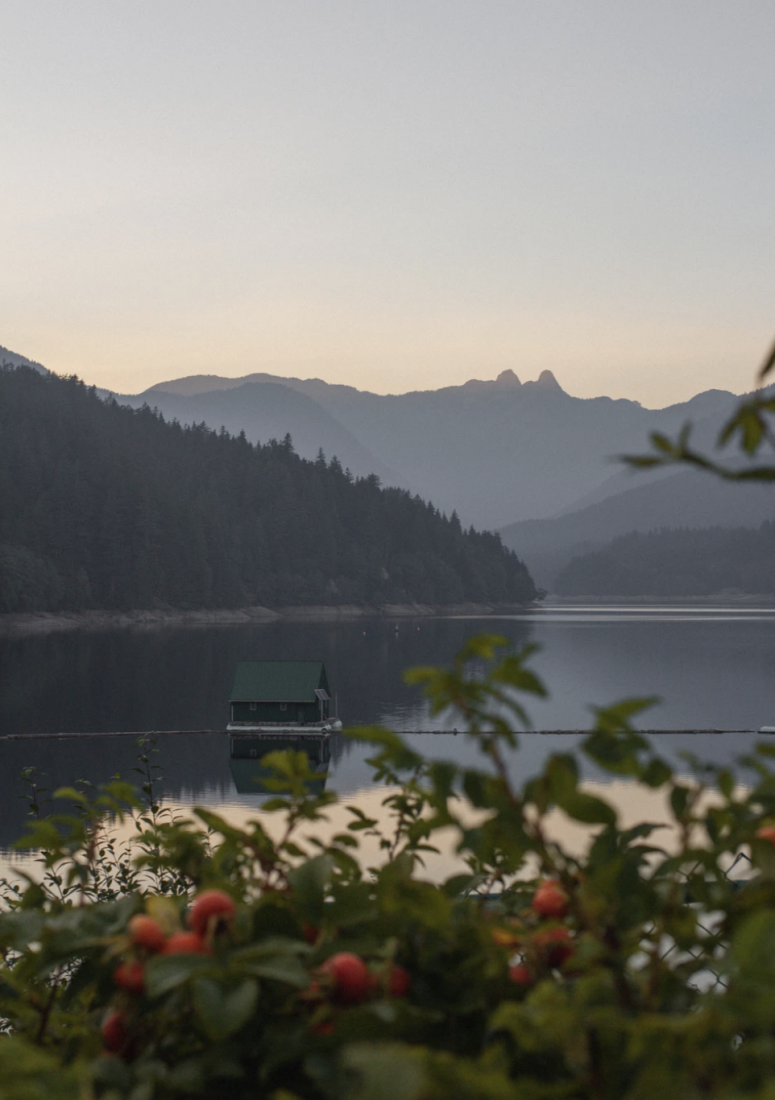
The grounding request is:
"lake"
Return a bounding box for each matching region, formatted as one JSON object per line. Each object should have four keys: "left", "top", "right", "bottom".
{"left": 0, "top": 605, "right": 774, "bottom": 850}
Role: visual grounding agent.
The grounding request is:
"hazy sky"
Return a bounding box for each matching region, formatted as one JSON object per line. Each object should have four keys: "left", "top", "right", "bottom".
{"left": 2, "top": 2, "right": 774, "bottom": 405}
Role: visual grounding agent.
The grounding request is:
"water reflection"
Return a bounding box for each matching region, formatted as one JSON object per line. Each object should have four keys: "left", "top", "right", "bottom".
{"left": 0, "top": 726, "right": 767, "bottom": 855}
{"left": 1, "top": 606, "right": 775, "bottom": 851}
{"left": 229, "top": 733, "right": 331, "bottom": 799}
{"left": 2, "top": 608, "right": 775, "bottom": 737}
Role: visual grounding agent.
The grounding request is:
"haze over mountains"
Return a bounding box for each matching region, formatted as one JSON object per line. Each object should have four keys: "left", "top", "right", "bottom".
{"left": 5, "top": 342, "right": 773, "bottom": 593}
{"left": 120, "top": 367, "right": 742, "bottom": 534}
{"left": 500, "top": 471, "right": 775, "bottom": 589}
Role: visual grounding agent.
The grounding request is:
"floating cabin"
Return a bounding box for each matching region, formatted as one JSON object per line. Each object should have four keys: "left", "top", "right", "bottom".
{"left": 228, "top": 660, "right": 335, "bottom": 730}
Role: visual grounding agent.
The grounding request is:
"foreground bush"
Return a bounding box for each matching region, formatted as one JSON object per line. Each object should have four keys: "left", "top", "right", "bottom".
{"left": 2, "top": 637, "right": 775, "bottom": 1099}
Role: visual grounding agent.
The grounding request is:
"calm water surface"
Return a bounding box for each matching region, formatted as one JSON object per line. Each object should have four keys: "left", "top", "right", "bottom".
{"left": 0, "top": 606, "right": 773, "bottom": 849}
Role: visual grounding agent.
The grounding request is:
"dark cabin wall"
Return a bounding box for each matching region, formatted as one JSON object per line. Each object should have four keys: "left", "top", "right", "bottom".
{"left": 231, "top": 701, "right": 324, "bottom": 724}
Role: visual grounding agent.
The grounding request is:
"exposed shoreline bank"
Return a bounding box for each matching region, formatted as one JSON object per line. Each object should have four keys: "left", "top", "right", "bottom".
{"left": 4, "top": 594, "right": 775, "bottom": 638}
{"left": 0, "top": 601, "right": 537, "bottom": 638}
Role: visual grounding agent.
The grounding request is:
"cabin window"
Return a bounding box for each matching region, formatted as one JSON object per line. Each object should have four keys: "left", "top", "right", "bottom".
{"left": 280, "top": 703, "right": 287, "bottom": 712}
{"left": 250, "top": 703, "right": 257, "bottom": 711}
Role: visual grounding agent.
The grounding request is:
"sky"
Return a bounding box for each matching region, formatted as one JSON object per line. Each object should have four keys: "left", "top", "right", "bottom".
{"left": 2, "top": 2, "right": 774, "bottom": 406}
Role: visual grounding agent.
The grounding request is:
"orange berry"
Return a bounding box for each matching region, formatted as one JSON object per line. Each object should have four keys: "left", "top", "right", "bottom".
{"left": 756, "top": 825, "right": 775, "bottom": 846}
{"left": 188, "top": 890, "right": 236, "bottom": 937}
{"left": 114, "top": 960, "right": 145, "bottom": 994}
{"left": 508, "top": 963, "right": 534, "bottom": 986}
{"left": 319, "top": 952, "right": 370, "bottom": 1004}
{"left": 162, "top": 931, "right": 211, "bottom": 955}
{"left": 127, "top": 914, "right": 166, "bottom": 953}
{"left": 492, "top": 926, "right": 521, "bottom": 949}
{"left": 532, "top": 881, "right": 569, "bottom": 920}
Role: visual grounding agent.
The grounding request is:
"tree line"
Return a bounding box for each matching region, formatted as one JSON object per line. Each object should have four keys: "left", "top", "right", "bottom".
{"left": 0, "top": 366, "right": 536, "bottom": 613}
{"left": 555, "top": 522, "right": 775, "bottom": 597}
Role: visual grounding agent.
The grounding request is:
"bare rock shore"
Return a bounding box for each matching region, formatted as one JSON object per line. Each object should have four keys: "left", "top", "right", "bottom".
{"left": 0, "top": 602, "right": 532, "bottom": 638}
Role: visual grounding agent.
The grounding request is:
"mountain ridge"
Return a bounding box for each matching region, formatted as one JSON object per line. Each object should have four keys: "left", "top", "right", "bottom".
{"left": 8, "top": 343, "right": 768, "bottom": 577}
{"left": 132, "top": 367, "right": 742, "bottom": 530}
{"left": 0, "top": 366, "right": 536, "bottom": 615}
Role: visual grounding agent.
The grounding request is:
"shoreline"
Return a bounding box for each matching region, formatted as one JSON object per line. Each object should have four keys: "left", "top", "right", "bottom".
{"left": 543, "top": 594, "right": 775, "bottom": 607}
{"left": 4, "top": 593, "right": 775, "bottom": 638}
{"left": 0, "top": 601, "right": 535, "bottom": 638}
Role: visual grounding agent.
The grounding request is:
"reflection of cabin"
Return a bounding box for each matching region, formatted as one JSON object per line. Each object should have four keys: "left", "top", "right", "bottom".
{"left": 229, "top": 734, "right": 331, "bottom": 797}
{"left": 229, "top": 661, "right": 331, "bottom": 727}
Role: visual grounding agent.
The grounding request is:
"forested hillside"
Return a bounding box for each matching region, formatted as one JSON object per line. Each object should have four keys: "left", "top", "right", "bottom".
{"left": 555, "top": 523, "right": 775, "bottom": 597}
{"left": 0, "top": 367, "right": 536, "bottom": 613}
{"left": 500, "top": 468, "right": 775, "bottom": 589}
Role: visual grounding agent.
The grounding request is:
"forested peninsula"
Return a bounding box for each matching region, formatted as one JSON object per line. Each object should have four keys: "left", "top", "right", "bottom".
{"left": 0, "top": 367, "right": 537, "bottom": 615}
{"left": 555, "top": 523, "right": 775, "bottom": 597}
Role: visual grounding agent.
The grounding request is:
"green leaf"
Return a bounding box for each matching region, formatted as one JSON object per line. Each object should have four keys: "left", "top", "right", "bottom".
{"left": 758, "top": 335, "right": 775, "bottom": 381}
{"left": 556, "top": 789, "right": 617, "bottom": 826}
{"left": 336, "top": 1043, "right": 424, "bottom": 1100}
{"left": 288, "top": 854, "right": 334, "bottom": 922}
{"left": 641, "top": 758, "right": 673, "bottom": 788}
{"left": 193, "top": 976, "right": 258, "bottom": 1040}
{"left": 194, "top": 807, "right": 249, "bottom": 839}
{"left": 592, "top": 697, "right": 658, "bottom": 733}
{"left": 670, "top": 785, "right": 690, "bottom": 821}
{"left": 144, "top": 953, "right": 213, "bottom": 998}
{"left": 718, "top": 768, "right": 734, "bottom": 799}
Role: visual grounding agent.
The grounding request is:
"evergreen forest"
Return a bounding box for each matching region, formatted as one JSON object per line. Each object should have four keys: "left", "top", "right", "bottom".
{"left": 555, "top": 522, "right": 775, "bottom": 597}
{"left": 0, "top": 367, "right": 536, "bottom": 613}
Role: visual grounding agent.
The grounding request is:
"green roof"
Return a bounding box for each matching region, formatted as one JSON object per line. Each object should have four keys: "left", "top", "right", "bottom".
{"left": 230, "top": 661, "right": 328, "bottom": 702}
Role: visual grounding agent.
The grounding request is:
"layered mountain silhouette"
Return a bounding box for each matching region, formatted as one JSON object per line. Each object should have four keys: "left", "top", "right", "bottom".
{"left": 7, "top": 341, "right": 773, "bottom": 594}
{"left": 500, "top": 470, "right": 775, "bottom": 589}
{"left": 119, "top": 381, "right": 399, "bottom": 488}
{"left": 125, "top": 367, "right": 740, "bottom": 533}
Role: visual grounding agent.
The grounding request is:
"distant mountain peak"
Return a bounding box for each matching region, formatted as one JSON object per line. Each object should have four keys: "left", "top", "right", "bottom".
{"left": 534, "top": 369, "right": 562, "bottom": 391}
{"left": 462, "top": 368, "right": 522, "bottom": 390}
{"left": 460, "top": 368, "right": 566, "bottom": 394}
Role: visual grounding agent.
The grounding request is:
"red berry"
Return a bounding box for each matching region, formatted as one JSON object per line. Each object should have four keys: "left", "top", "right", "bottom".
{"left": 114, "top": 961, "right": 145, "bottom": 994}
{"left": 532, "top": 881, "right": 569, "bottom": 920}
{"left": 508, "top": 963, "right": 534, "bottom": 986}
{"left": 102, "top": 1011, "right": 128, "bottom": 1053}
{"left": 162, "top": 931, "right": 211, "bottom": 955}
{"left": 387, "top": 964, "right": 411, "bottom": 998}
{"left": 756, "top": 825, "right": 775, "bottom": 846}
{"left": 533, "top": 926, "right": 574, "bottom": 969}
{"left": 127, "top": 915, "right": 166, "bottom": 954}
{"left": 188, "top": 890, "right": 236, "bottom": 937}
{"left": 319, "top": 952, "right": 370, "bottom": 1004}
{"left": 312, "top": 1019, "right": 334, "bottom": 1036}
